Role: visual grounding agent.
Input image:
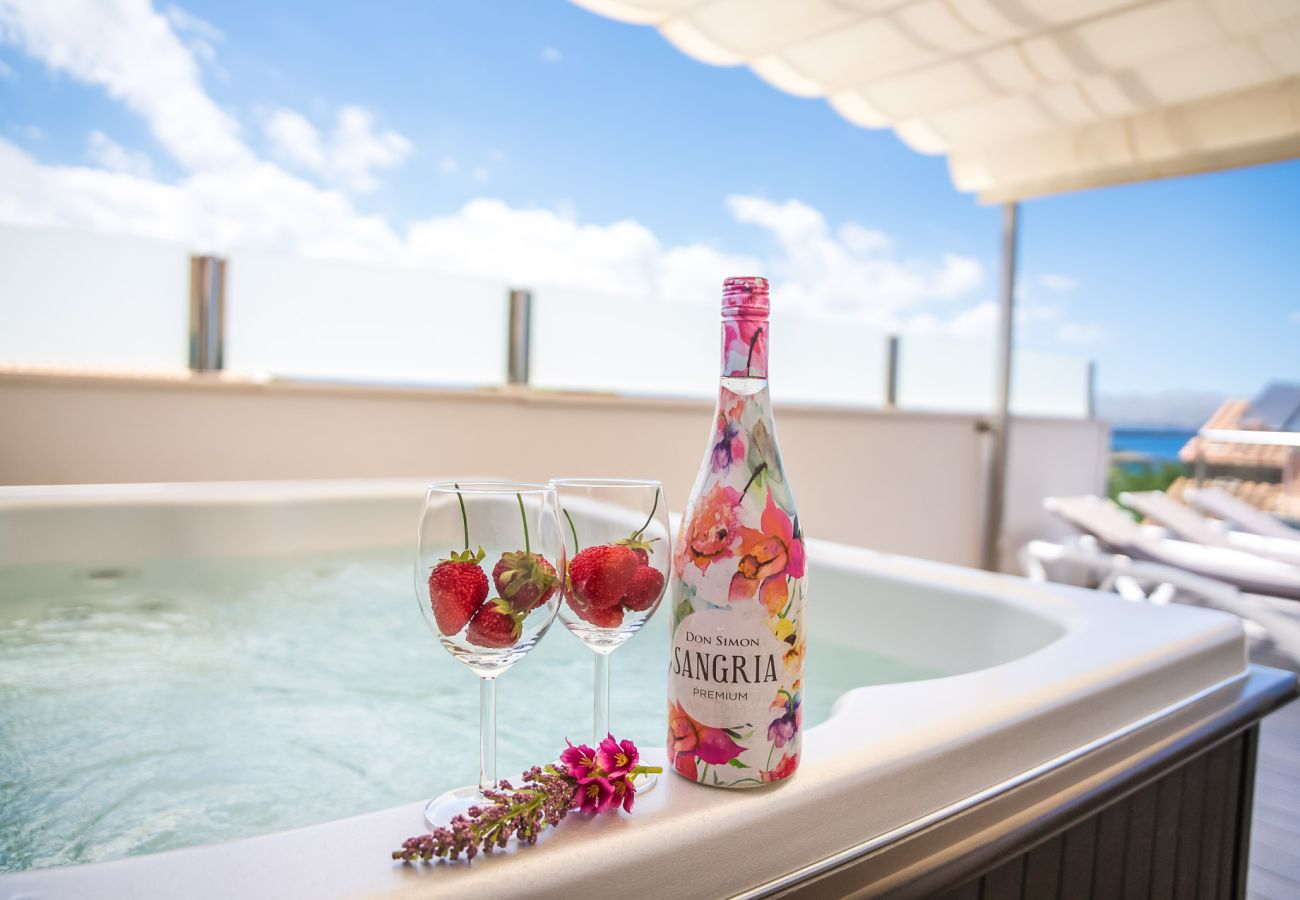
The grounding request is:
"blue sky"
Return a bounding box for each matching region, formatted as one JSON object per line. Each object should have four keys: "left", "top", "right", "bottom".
{"left": 1, "top": 0, "right": 1297, "bottom": 400}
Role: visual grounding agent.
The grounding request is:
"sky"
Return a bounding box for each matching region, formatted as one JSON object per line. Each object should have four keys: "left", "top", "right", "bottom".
{"left": 1, "top": 0, "right": 1297, "bottom": 404}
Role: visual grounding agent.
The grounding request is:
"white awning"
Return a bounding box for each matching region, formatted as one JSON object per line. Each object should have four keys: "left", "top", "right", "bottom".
{"left": 573, "top": 0, "right": 1300, "bottom": 202}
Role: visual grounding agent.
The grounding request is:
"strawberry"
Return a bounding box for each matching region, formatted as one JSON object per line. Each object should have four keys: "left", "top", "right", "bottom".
{"left": 428, "top": 546, "right": 488, "bottom": 636}
{"left": 622, "top": 566, "right": 664, "bottom": 612}
{"left": 492, "top": 551, "right": 558, "bottom": 612}
{"left": 466, "top": 598, "right": 523, "bottom": 649}
{"left": 568, "top": 591, "right": 625, "bottom": 628}
{"left": 568, "top": 544, "right": 640, "bottom": 609}
{"left": 615, "top": 534, "right": 654, "bottom": 565}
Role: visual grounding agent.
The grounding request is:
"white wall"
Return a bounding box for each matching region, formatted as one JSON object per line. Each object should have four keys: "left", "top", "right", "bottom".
{"left": 0, "top": 371, "right": 1107, "bottom": 570}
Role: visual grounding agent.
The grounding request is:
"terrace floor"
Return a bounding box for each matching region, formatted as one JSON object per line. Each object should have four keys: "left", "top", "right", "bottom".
{"left": 1249, "top": 678, "right": 1300, "bottom": 899}
{"left": 1247, "top": 634, "right": 1300, "bottom": 899}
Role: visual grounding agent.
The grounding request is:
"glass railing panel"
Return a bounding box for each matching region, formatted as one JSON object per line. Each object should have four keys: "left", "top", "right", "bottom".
{"left": 225, "top": 250, "right": 508, "bottom": 387}
{"left": 896, "top": 333, "right": 997, "bottom": 413}
{"left": 775, "top": 316, "right": 889, "bottom": 407}
{"left": 0, "top": 224, "right": 191, "bottom": 371}
{"left": 531, "top": 289, "right": 716, "bottom": 397}
{"left": 1011, "top": 349, "right": 1091, "bottom": 418}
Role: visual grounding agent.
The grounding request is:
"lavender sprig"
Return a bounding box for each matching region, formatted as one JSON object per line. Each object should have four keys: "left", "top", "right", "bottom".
{"left": 393, "top": 735, "right": 662, "bottom": 865}
{"left": 392, "top": 766, "right": 575, "bottom": 863}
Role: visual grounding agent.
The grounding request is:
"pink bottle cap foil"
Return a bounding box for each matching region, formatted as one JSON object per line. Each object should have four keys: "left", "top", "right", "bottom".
{"left": 721, "top": 276, "right": 769, "bottom": 319}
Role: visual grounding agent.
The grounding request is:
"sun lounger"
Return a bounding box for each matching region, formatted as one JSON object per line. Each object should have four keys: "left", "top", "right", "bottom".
{"left": 1044, "top": 495, "right": 1300, "bottom": 601}
{"left": 1119, "top": 490, "right": 1300, "bottom": 566}
{"left": 1186, "top": 485, "right": 1300, "bottom": 541}
{"left": 1021, "top": 537, "right": 1300, "bottom": 667}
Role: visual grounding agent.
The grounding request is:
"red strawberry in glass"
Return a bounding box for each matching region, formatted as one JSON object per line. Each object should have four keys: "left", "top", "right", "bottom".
{"left": 493, "top": 551, "right": 558, "bottom": 612}
{"left": 568, "top": 544, "right": 640, "bottom": 610}
{"left": 428, "top": 546, "right": 488, "bottom": 635}
{"left": 415, "top": 482, "right": 562, "bottom": 829}
{"left": 621, "top": 565, "right": 664, "bottom": 612}
{"left": 553, "top": 479, "right": 669, "bottom": 784}
{"left": 466, "top": 598, "right": 524, "bottom": 648}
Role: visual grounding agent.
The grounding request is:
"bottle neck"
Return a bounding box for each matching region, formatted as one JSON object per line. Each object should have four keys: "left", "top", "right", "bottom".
{"left": 720, "top": 316, "right": 768, "bottom": 380}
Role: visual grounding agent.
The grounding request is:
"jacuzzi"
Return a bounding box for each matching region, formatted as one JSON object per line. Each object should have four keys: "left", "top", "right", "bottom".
{"left": 0, "top": 480, "right": 1293, "bottom": 899}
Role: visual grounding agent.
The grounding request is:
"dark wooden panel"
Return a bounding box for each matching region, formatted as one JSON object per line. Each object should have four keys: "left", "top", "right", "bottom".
{"left": 1093, "top": 800, "right": 1129, "bottom": 898}
{"left": 930, "top": 883, "right": 979, "bottom": 900}
{"left": 1150, "top": 762, "right": 1186, "bottom": 900}
{"left": 1058, "top": 815, "right": 1097, "bottom": 900}
{"left": 1220, "top": 733, "right": 1243, "bottom": 900}
{"left": 1176, "top": 752, "right": 1209, "bottom": 898}
{"left": 1199, "top": 741, "right": 1229, "bottom": 899}
{"left": 1122, "top": 780, "right": 1157, "bottom": 899}
{"left": 932, "top": 728, "right": 1265, "bottom": 900}
{"left": 1023, "top": 834, "right": 1063, "bottom": 898}
{"left": 980, "top": 855, "right": 1024, "bottom": 900}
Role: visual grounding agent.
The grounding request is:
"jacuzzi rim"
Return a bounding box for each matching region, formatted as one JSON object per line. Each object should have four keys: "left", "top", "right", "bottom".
{"left": 736, "top": 668, "right": 1254, "bottom": 899}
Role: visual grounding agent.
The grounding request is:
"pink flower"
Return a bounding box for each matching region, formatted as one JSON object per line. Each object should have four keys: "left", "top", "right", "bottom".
{"left": 667, "top": 700, "right": 744, "bottom": 779}
{"left": 611, "top": 775, "right": 637, "bottom": 813}
{"left": 560, "top": 741, "right": 597, "bottom": 780}
{"left": 727, "top": 492, "right": 806, "bottom": 614}
{"left": 676, "top": 484, "right": 743, "bottom": 575}
{"left": 711, "top": 419, "right": 745, "bottom": 473}
{"left": 760, "top": 753, "right": 799, "bottom": 783}
{"left": 596, "top": 734, "right": 638, "bottom": 779}
{"left": 573, "top": 776, "right": 615, "bottom": 814}
{"left": 724, "top": 319, "right": 768, "bottom": 377}
{"left": 766, "top": 684, "right": 801, "bottom": 749}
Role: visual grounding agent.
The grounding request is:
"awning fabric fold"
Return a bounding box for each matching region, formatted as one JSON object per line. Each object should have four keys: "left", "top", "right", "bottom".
{"left": 573, "top": 0, "right": 1300, "bottom": 201}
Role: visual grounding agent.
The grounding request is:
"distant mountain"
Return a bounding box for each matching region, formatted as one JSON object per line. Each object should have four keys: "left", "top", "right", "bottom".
{"left": 1097, "top": 390, "right": 1227, "bottom": 430}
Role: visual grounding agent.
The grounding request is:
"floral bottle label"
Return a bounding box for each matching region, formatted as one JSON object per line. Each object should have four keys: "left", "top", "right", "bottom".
{"left": 668, "top": 384, "right": 805, "bottom": 788}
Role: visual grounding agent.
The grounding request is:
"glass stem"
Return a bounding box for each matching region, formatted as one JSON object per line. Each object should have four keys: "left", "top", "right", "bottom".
{"left": 593, "top": 651, "right": 610, "bottom": 743}
{"left": 478, "top": 674, "right": 497, "bottom": 795}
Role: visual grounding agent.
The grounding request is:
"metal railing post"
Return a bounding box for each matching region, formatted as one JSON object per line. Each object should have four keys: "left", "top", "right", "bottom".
{"left": 1086, "top": 359, "right": 1097, "bottom": 419}
{"left": 885, "top": 335, "right": 899, "bottom": 409}
{"left": 188, "top": 255, "right": 226, "bottom": 371}
{"left": 980, "top": 201, "right": 1020, "bottom": 572}
{"left": 506, "top": 288, "right": 532, "bottom": 385}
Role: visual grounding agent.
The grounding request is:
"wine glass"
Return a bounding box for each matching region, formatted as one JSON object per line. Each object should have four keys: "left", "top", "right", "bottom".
{"left": 415, "top": 481, "right": 562, "bottom": 826}
{"left": 551, "top": 478, "right": 670, "bottom": 788}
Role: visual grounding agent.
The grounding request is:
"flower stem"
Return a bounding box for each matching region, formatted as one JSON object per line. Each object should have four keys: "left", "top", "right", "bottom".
{"left": 516, "top": 493, "right": 530, "bottom": 555}
{"left": 741, "top": 463, "right": 767, "bottom": 497}
{"left": 454, "top": 482, "right": 469, "bottom": 551}
{"left": 745, "top": 326, "right": 763, "bottom": 375}
{"left": 563, "top": 508, "right": 580, "bottom": 552}
{"left": 632, "top": 488, "right": 660, "bottom": 539}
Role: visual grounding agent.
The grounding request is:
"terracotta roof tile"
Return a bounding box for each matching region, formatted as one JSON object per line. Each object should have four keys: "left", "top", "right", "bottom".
{"left": 1179, "top": 399, "right": 1296, "bottom": 468}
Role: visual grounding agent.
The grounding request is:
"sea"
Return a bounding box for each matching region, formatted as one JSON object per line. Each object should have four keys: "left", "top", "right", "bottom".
{"left": 1110, "top": 428, "right": 1196, "bottom": 463}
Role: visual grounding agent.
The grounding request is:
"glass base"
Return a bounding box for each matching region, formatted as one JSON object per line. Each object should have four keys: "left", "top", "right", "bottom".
{"left": 424, "top": 784, "right": 486, "bottom": 829}
{"left": 631, "top": 771, "right": 659, "bottom": 794}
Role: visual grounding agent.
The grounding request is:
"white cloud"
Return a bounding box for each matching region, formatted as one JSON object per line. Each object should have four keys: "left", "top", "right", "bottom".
{"left": 0, "top": 0, "right": 249, "bottom": 172}
{"left": 264, "top": 105, "right": 411, "bottom": 193}
{"left": 86, "top": 130, "right": 153, "bottom": 177}
{"left": 1038, "top": 273, "right": 1078, "bottom": 292}
{"left": 1055, "top": 321, "right": 1104, "bottom": 345}
{"left": 11, "top": 123, "right": 42, "bottom": 140}
{"left": 541, "top": 46, "right": 561, "bottom": 63}
{"left": 0, "top": 58, "right": 14, "bottom": 79}
{"left": 943, "top": 301, "right": 999, "bottom": 339}
{"left": 164, "top": 5, "right": 222, "bottom": 43}
{"left": 724, "top": 194, "right": 983, "bottom": 325}
{"left": 0, "top": 0, "right": 1015, "bottom": 341}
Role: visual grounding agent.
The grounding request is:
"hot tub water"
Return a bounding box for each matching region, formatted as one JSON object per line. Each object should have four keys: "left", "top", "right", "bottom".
{"left": 0, "top": 547, "right": 942, "bottom": 871}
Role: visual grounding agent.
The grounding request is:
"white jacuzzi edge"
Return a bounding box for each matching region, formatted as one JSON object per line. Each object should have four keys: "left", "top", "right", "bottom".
{"left": 0, "top": 481, "right": 1248, "bottom": 900}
